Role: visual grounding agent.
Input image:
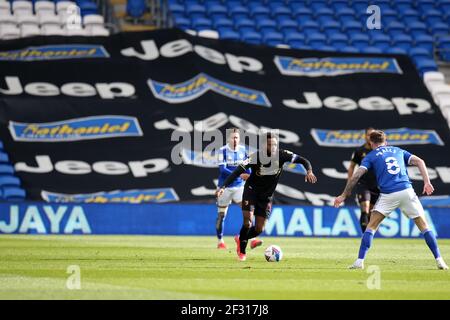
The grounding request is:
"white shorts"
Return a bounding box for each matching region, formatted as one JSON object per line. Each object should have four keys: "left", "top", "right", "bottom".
{"left": 372, "top": 188, "right": 425, "bottom": 219}
{"left": 217, "top": 186, "right": 244, "bottom": 207}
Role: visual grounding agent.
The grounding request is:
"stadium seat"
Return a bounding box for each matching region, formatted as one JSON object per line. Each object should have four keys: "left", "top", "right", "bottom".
{"left": 12, "top": 1, "right": 33, "bottom": 16}
{"left": 83, "top": 14, "right": 104, "bottom": 27}
{"left": 431, "top": 84, "right": 450, "bottom": 106}
{"left": 0, "top": 176, "right": 20, "bottom": 187}
{"left": 127, "top": 0, "right": 146, "bottom": 19}
{"left": 423, "top": 71, "right": 446, "bottom": 91}
{"left": 192, "top": 17, "right": 213, "bottom": 30}
{"left": 414, "top": 58, "right": 439, "bottom": 75}
{"left": 248, "top": 5, "right": 270, "bottom": 20}
{"left": 219, "top": 29, "right": 239, "bottom": 41}
{"left": 35, "top": 1, "right": 56, "bottom": 15}
{"left": 0, "top": 25, "right": 20, "bottom": 39}
{"left": 414, "top": 34, "right": 434, "bottom": 52}
{"left": 212, "top": 17, "right": 232, "bottom": 29}
{"left": 21, "top": 24, "right": 41, "bottom": 37}
{"left": 256, "top": 18, "right": 277, "bottom": 33}
{"left": 299, "top": 20, "right": 320, "bottom": 33}
{"left": 2, "top": 187, "right": 26, "bottom": 200}
{"left": 0, "top": 165, "right": 15, "bottom": 176}
{"left": 277, "top": 19, "right": 298, "bottom": 34}
{"left": 0, "top": 12, "right": 16, "bottom": 26}
{"left": 350, "top": 33, "right": 370, "bottom": 49}
{"left": 409, "top": 47, "right": 432, "bottom": 59}
{"left": 88, "top": 25, "right": 109, "bottom": 36}
{"left": 240, "top": 30, "right": 262, "bottom": 45}
{"left": 41, "top": 24, "right": 65, "bottom": 35}
{"left": 307, "top": 32, "right": 327, "bottom": 47}
{"left": 0, "top": 152, "right": 9, "bottom": 163}
{"left": 339, "top": 46, "right": 359, "bottom": 53}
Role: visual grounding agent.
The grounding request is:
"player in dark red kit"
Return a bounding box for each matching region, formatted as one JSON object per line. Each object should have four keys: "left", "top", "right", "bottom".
{"left": 215, "top": 132, "right": 317, "bottom": 261}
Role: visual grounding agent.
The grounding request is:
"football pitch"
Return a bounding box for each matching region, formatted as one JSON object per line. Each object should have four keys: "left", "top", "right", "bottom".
{"left": 0, "top": 235, "right": 449, "bottom": 300}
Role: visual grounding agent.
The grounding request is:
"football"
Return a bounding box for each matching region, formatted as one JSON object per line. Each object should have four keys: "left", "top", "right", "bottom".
{"left": 264, "top": 245, "right": 283, "bottom": 262}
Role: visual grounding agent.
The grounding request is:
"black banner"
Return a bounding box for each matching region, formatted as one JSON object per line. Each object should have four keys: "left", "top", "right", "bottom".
{"left": 0, "top": 29, "right": 449, "bottom": 205}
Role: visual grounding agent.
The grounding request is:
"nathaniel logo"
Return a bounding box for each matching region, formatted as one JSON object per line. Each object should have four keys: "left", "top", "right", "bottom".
{"left": 9, "top": 116, "right": 143, "bottom": 142}
{"left": 311, "top": 128, "right": 444, "bottom": 147}
{"left": 41, "top": 188, "right": 179, "bottom": 204}
{"left": 0, "top": 45, "right": 109, "bottom": 61}
{"left": 275, "top": 56, "right": 402, "bottom": 76}
{"left": 148, "top": 73, "right": 271, "bottom": 107}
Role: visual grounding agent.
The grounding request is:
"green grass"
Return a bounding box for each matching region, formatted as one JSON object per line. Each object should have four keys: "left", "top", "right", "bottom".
{"left": 0, "top": 235, "right": 449, "bottom": 300}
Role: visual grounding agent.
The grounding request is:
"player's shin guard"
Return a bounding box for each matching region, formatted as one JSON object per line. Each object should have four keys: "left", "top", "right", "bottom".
{"left": 216, "top": 207, "right": 228, "bottom": 240}
{"left": 359, "top": 211, "right": 369, "bottom": 233}
{"left": 423, "top": 229, "right": 442, "bottom": 259}
{"left": 358, "top": 229, "right": 375, "bottom": 260}
{"left": 239, "top": 226, "right": 250, "bottom": 254}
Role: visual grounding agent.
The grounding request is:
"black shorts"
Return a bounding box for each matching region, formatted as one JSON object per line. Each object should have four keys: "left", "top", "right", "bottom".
{"left": 355, "top": 184, "right": 380, "bottom": 205}
{"left": 241, "top": 186, "right": 273, "bottom": 219}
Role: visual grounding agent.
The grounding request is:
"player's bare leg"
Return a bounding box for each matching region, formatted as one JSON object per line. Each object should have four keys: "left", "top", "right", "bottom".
{"left": 235, "top": 209, "right": 253, "bottom": 261}
{"left": 349, "top": 211, "right": 385, "bottom": 269}
{"left": 216, "top": 206, "right": 228, "bottom": 249}
{"left": 413, "top": 216, "right": 448, "bottom": 270}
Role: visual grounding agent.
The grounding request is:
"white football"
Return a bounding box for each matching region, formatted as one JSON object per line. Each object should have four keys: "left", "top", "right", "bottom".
{"left": 264, "top": 245, "right": 283, "bottom": 262}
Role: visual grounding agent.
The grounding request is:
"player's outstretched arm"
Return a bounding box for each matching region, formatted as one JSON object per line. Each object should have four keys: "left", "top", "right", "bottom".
{"left": 334, "top": 167, "right": 367, "bottom": 207}
{"left": 292, "top": 155, "right": 317, "bottom": 184}
{"left": 409, "top": 155, "right": 434, "bottom": 195}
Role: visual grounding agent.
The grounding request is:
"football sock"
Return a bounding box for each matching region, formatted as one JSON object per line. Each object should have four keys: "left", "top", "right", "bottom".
{"left": 360, "top": 211, "right": 369, "bottom": 233}
{"left": 358, "top": 228, "right": 375, "bottom": 260}
{"left": 215, "top": 207, "right": 227, "bottom": 240}
{"left": 423, "top": 229, "right": 441, "bottom": 259}
{"left": 247, "top": 226, "right": 260, "bottom": 240}
{"left": 239, "top": 226, "right": 250, "bottom": 254}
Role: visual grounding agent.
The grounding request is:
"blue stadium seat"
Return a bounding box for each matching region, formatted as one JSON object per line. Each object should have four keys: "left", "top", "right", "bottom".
{"left": 127, "top": 0, "right": 146, "bottom": 19}
{"left": 234, "top": 17, "right": 255, "bottom": 32}
{"left": 414, "top": 34, "right": 434, "bottom": 52}
{"left": 341, "top": 20, "right": 363, "bottom": 33}
{"left": 328, "top": 33, "right": 348, "bottom": 47}
{"left": 206, "top": 3, "right": 227, "bottom": 16}
{"left": 0, "top": 152, "right": 9, "bottom": 163}
{"left": 0, "top": 165, "right": 14, "bottom": 176}
{"left": 330, "top": 0, "right": 351, "bottom": 11}
{"left": 256, "top": 18, "right": 277, "bottom": 33}
{"left": 270, "top": 6, "right": 291, "bottom": 19}
{"left": 408, "top": 21, "right": 428, "bottom": 36}
{"left": 393, "top": 0, "right": 414, "bottom": 11}
{"left": 0, "top": 176, "right": 20, "bottom": 188}
{"left": 422, "top": 9, "right": 444, "bottom": 25}
{"left": 78, "top": 1, "right": 98, "bottom": 16}
{"left": 186, "top": 3, "right": 206, "bottom": 17}
{"left": 392, "top": 34, "right": 413, "bottom": 51}
{"left": 414, "top": 57, "right": 439, "bottom": 75}
{"left": 306, "top": 32, "right": 327, "bottom": 47}
{"left": 339, "top": 46, "right": 359, "bottom": 53}
{"left": 409, "top": 47, "right": 432, "bottom": 59}
{"left": 360, "top": 46, "right": 383, "bottom": 54}
{"left": 213, "top": 17, "right": 233, "bottom": 29}
{"left": 219, "top": 29, "right": 240, "bottom": 41}
{"left": 192, "top": 17, "right": 213, "bottom": 30}
{"left": 349, "top": 33, "right": 370, "bottom": 49}
{"left": 240, "top": 30, "right": 262, "bottom": 45}
{"left": 277, "top": 18, "right": 298, "bottom": 33}
{"left": 428, "top": 22, "right": 449, "bottom": 36}
{"left": 173, "top": 16, "right": 190, "bottom": 29}
{"left": 283, "top": 31, "right": 305, "bottom": 44}
{"left": 299, "top": 20, "right": 320, "bottom": 33}
{"left": 262, "top": 31, "right": 283, "bottom": 44}
{"left": 417, "top": 0, "right": 437, "bottom": 13}
{"left": 168, "top": 3, "right": 184, "bottom": 15}
{"left": 401, "top": 9, "right": 420, "bottom": 24}
{"left": 322, "top": 20, "right": 341, "bottom": 34}
{"left": 386, "top": 47, "right": 408, "bottom": 55}
{"left": 312, "top": 44, "right": 336, "bottom": 52}
{"left": 371, "top": 33, "right": 391, "bottom": 50}
{"left": 437, "top": 0, "right": 450, "bottom": 12}
{"left": 0, "top": 141, "right": 3, "bottom": 150}
{"left": 291, "top": 7, "right": 313, "bottom": 20}
{"left": 2, "top": 187, "right": 26, "bottom": 201}
{"left": 386, "top": 21, "right": 407, "bottom": 36}
{"left": 313, "top": 7, "right": 333, "bottom": 20}
{"left": 228, "top": 5, "right": 249, "bottom": 19}
{"left": 248, "top": 4, "right": 270, "bottom": 19}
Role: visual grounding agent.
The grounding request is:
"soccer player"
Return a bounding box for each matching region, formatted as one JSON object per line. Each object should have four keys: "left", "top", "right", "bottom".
{"left": 215, "top": 128, "right": 251, "bottom": 249}
{"left": 347, "top": 127, "right": 380, "bottom": 232}
{"left": 334, "top": 130, "right": 448, "bottom": 270}
{"left": 216, "top": 132, "right": 317, "bottom": 261}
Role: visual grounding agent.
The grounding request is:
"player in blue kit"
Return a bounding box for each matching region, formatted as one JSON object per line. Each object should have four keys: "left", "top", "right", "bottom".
{"left": 215, "top": 128, "right": 262, "bottom": 250}
{"left": 334, "top": 130, "right": 448, "bottom": 270}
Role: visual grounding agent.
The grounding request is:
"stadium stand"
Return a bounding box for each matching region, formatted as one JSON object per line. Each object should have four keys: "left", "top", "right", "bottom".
{"left": 167, "top": 0, "right": 450, "bottom": 72}
{"left": 0, "top": 0, "right": 110, "bottom": 37}
{"left": 0, "top": 141, "right": 25, "bottom": 201}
